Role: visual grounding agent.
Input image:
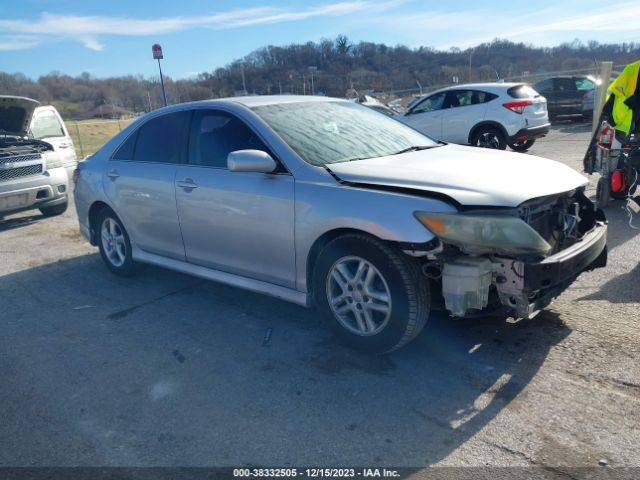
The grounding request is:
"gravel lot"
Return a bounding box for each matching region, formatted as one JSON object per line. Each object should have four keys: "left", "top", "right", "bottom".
{"left": 0, "top": 123, "right": 638, "bottom": 472}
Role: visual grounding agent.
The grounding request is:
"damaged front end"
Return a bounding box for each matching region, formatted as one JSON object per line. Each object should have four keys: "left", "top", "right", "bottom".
{"left": 413, "top": 188, "right": 607, "bottom": 319}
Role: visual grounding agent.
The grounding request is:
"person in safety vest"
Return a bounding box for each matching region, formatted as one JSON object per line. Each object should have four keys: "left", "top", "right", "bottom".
{"left": 606, "top": 59, "right": 640, "bottom": 136}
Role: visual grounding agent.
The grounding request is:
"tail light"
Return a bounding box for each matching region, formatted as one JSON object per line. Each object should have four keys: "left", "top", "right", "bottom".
{"left": 72, "top": 167, "right": 80, "bottom": 186}
{"left": 597, "top": 122, "right": 614, "bottom": 149}
{"left": 502, "top": 100, "right": 532, "bottom": 114}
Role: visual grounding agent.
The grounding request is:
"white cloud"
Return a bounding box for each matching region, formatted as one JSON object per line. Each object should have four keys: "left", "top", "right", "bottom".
{"left": 81, "top": 37, "right": 105, "bottom": 51}
{"left": 0, "top": 2, "right": 399, "bottom": 51}
{"left": 0, "top": 35, "right": 40, "bottom": 51}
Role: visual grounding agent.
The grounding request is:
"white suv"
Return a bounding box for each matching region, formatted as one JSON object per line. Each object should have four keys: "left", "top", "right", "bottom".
{"left": 397, "top": 83, "right": 550, "bottom": 152}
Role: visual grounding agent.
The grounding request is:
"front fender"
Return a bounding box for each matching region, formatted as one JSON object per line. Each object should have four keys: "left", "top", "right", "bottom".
{"left": 295, "top": 181, "right": 457, "bottom": 292}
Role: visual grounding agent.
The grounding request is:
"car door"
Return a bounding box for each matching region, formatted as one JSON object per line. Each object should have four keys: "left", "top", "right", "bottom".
{"left": 174, "top": 109, "right": 296, "bottom": 288}
{"left": 400, "top": 92, "right": 447, "bottom": 140}
{"left": 533, "top": 79, "right": 555, "bottom": 117}
{"left": 102, "top": 111, "right": 189, "bottom": 261}
{"left": 439, "top": 90, "right": 490, "bottom": 144}
{"left": 554, "top": 77, "right": 581, "bottom": 116}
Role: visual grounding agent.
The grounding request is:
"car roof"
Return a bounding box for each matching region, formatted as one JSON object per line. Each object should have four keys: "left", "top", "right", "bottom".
{"left": 192, "top": 95, "right": 349, "bottom": 109}
{"left": 436, "top": 82, "right": 523, "bottom": 92}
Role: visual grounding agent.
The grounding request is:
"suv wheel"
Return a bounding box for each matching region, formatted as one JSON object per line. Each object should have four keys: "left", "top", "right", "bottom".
{"left": 313, "top": 233, "right": 430, "bottom": 353}
{"left": 508, "top": 139, "right": 535, "bottom": 152}
{"left": 97, "top": 208, "right": 138, "bottom": 277}
{"left": 39, "top": 201, "right": 68, "bottom": 217}
{"left": 473, "top": 126, "right": 507, "bottom": 150}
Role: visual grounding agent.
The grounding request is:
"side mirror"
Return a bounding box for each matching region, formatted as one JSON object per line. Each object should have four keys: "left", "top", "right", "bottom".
{"left": 227, "top": 150, "right": 277, "bottom": 173}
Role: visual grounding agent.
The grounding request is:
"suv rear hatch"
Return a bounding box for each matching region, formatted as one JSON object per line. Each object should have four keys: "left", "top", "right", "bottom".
{"left": 505, "top": 85, "right": 548, "bottom": 128}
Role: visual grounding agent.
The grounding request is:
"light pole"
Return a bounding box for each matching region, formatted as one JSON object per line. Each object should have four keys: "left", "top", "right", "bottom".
{"left": 152, "top": 44, "right": 167, "bottom": 107}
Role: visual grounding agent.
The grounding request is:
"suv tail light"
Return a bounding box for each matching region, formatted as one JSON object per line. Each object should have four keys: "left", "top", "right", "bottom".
{"left": 72, "top": 167, "right": 80, "bottom": 185}
{"left": 502, "top": 100, "right": 532, "bottom": 114}
{"left": 597, "top": 122, "right": 614, "bottom": 149}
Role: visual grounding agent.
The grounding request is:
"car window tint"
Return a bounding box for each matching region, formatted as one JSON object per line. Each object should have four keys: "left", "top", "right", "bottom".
{"left": 508, "top": 85, "right": 539, "bottom": 98}
{"left": 188, "top": 110, "right": 268, "bottom": 168}
{"left": 533, "top": 79, "right": 553, "bottom": 93}
{"left": 555, "top": 78, "right": 576, "bottom": 91}
{"left": 112, "top": 130, "right": 138, "bottom": 160}
{"left": 411, "top": 92, "right": 446, "bottom": 114}
{"left": 575, "top": 77, "right": 595, "bottom": 90}
{"left": 30, "top": 110, "right": 65, "bottom": 139}
{"left": 444, "top": 90, "right": 467, "bottom": 108}
{"left": 134, "top": 111, "right": 189, "bottom": 163}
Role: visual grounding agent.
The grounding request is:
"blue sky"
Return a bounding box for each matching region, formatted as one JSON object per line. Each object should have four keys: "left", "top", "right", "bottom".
{"left": 1, "top": 0, "right": 638, "bottom": 79}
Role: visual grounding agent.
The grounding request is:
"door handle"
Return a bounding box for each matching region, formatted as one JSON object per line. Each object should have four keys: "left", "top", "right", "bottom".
{"left": 107, "top": 169, "right": 120, "bottom": 180}
{"left": 177, "top": 177, "right": 198, "bottom": 190}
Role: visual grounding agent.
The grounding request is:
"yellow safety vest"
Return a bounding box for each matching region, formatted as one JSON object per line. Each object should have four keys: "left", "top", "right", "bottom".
{"left": 608, "top": 60, "right": 640, "bottom": 135}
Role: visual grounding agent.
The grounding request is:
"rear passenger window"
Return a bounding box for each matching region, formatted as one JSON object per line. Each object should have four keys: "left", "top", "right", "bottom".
{"left": 508, "top": 85, "right": 540, "bottom": 98}
{"left": 188, "top": 110, "right": 269, "bottom": 168}
{"left": 112, "top": 131, "right": 137, "bottom": 160}
{"left": 133, "top": 111, "right": 190, "bottom": 163}
{"left": 555, "top": 78, "right": 575, "bottom": 91}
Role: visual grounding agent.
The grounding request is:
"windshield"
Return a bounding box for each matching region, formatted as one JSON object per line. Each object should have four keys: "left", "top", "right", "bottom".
{"left": 253, "top": 101, "right": 438, "bottom": 166}
{"left": 30, "top": 110, "right": 65, "bottom": 139}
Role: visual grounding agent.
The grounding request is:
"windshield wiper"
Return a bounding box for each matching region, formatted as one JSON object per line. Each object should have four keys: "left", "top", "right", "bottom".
{"left": 391, "top": 145, "right": 441, "bottom": 155}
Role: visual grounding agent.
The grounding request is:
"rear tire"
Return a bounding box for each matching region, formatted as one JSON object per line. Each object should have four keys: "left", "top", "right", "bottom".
{"left": 473, "top": 126, "right": 507, "bottom": 150}
{"left": 96, "top": 208, "right": 139, "bottom": 277}
{"left": 39, "top": 201, "right": 68, "bottom": 217}
{"left": 508, "top": 139, "right": 536, "bottom": 152}
{"left": 313, "top": 233, "right": 430, "bottom": 353}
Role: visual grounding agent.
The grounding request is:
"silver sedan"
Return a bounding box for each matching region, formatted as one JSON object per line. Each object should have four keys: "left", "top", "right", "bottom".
{"left": 74, "top": 96, "right": 607, "bottom": 352}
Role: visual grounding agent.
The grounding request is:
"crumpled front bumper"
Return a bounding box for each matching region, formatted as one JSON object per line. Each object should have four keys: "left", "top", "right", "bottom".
{"left": 494, "top": 220, "right": 607, "bottom": 318}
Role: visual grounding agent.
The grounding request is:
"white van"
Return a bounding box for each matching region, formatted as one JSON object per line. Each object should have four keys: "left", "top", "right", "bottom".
{"left": 30, "top": 105, "right": 78, "bottom": 179}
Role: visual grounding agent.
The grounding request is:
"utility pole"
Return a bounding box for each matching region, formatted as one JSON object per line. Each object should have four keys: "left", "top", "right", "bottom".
{"left": 152, "top": 44, "right": 167, "bottom": 107}
{"left": 240, "top": 64, "right": 247, "bottom": 94}
{"left": 468, "top": 49, "right": 473, "bottom": 83}
{"left": 309, "top": 66, "right": 317, "bottom": 95}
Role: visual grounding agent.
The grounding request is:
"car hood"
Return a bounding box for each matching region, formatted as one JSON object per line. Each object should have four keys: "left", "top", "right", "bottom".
{"left": 0, "top": 95, "right": 40, "bottom": 137}
{"left": 328, "top": 144, "right": 588, "bottom": 207}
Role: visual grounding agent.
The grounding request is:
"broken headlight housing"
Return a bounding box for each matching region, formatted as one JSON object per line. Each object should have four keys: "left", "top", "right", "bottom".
{"left": 414, "top": 212, "right": 551, "bottom": 255}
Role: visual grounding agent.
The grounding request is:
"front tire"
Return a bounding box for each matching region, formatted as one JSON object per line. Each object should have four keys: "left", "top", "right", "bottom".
{"left": 508, "top": 139, "right": 535, "bottom": 152}
{"left": 473, "top": 126, "right": 507, "bottom": 150}
{"left": 313, "top": 234, "right": 430, "bottom": 353}
{"left": 97, "top": 208, "right": 138, "bottom": 277}
{"left": 39, "top": 201, "right": 68, "bottom": 217}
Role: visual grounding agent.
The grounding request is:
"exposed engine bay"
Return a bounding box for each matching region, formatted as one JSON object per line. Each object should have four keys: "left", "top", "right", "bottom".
{"left": 410, "top": 188, "right": 607, "bottom": 319}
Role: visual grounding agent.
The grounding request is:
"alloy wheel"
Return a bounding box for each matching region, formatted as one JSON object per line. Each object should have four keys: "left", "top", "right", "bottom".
{"left": 101, "top": 217, "right": 127, "bottom": 267}
{"left": 326, "top": 255, "right": 392, "bottom": 336}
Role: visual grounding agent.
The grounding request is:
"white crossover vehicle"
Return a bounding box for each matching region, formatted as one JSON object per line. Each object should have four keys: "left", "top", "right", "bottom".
{"left": 74, "top": 96, "right": 606, "bottom": 353}
{"left": 398, "top": 83, "right": 550, "bottom": 152}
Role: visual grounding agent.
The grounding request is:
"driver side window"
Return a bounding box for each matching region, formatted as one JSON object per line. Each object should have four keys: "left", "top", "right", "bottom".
{"left": 411, "top": 92, "right": 446, "bottom": 114}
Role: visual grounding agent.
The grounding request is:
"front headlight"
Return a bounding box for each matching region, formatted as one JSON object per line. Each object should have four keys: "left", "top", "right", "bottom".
{"left": 44, "top": 152, "right": 62, "bottom": 170}
{"left": 414, "top": 212, "right": 551, "bottom": 255}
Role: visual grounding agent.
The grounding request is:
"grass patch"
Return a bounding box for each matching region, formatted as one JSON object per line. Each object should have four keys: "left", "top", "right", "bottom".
{"left": 67, "top": 118, "right": 134, "bottom": 157}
